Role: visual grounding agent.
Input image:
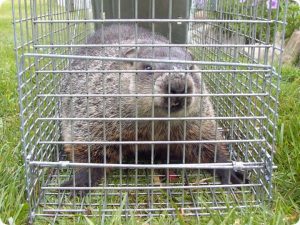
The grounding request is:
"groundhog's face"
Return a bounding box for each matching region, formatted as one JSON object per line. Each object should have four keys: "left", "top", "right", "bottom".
{"left": 123, "top": 47, "right": 202, "bottom": 117}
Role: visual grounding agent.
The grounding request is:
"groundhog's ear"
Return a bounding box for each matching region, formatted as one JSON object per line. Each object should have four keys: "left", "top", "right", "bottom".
{"left": 123, "top": 47, "right": 140, "bottom": 58}
{"left": 122, "top": 47, "right": 140, "bottom": 65}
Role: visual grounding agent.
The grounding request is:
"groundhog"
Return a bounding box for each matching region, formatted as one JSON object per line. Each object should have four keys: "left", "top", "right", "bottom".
{"left": 60, "top": 24, "right": 246, "bottom": 190}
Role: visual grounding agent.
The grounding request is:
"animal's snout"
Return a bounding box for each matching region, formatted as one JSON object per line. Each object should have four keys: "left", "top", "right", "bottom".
{"left": 168, "top": 78, "right": 193, "bottom": 95}
{"left": 163, "top": 76, "right": 194, "bottom": 112}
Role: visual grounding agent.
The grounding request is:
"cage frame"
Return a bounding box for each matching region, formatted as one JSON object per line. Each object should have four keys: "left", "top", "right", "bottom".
{"left": 12, "top": 0, "right": 288, "bottom": 223}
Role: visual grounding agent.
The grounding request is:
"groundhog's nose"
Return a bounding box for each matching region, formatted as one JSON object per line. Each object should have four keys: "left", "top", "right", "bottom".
{"left": 168, "top": 79, "right": 193, "bottom": 94}
{"left": 164, "top": 78, "right": 193, "bottom": 112}
{"left": 170, "top": 84, "right": 185, "bottom": 94}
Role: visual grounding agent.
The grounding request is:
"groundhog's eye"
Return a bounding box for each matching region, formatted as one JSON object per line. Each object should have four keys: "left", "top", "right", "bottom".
{"left": 144, "top": 65, "right": 152, "bottom": 70}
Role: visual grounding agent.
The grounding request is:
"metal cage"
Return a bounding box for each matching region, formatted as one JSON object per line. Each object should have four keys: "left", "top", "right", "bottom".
{"left": 12, "top": 0, "right": 287, "bottom": 223}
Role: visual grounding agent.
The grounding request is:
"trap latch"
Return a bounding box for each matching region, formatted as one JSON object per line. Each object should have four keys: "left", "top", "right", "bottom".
{"left": 58, "top": 161, "right": 70, "bottom": 168}
{"left": 232, "top": 161, "right": 244, "bottom": 171}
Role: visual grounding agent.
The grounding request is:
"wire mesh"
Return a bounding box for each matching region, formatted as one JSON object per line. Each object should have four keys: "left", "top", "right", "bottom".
{"left": 12, "top": 0, "right": 287, "bottom": 223}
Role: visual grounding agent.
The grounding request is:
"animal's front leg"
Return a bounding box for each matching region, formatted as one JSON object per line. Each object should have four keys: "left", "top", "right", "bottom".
{"left": 62, "top": 145, "right": 119, "bottom": 196}
{"left": 185, "top": 143, "right": 248, "bottom": 184}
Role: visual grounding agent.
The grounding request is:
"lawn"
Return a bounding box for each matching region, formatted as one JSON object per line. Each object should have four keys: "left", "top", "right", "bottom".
{"left": 0, "top": 0, "right": 299, "bottom": 224}
{"left": 0, "top": 0, "right": 28, "bottom": 224}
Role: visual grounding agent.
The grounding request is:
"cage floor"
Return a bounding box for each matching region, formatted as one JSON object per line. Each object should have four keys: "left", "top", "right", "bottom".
{"left": 32, "top": 168, "right": 261, "bottom": 224}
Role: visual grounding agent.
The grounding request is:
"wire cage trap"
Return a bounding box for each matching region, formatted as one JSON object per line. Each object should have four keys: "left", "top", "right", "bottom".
{"left": 12, "top": 0, "right": 287, "bottom": 223}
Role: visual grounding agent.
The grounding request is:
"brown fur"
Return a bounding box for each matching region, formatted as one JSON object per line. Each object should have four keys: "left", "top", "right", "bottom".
{"left": 60, "top": 24, "right": 247, "bottom": 191}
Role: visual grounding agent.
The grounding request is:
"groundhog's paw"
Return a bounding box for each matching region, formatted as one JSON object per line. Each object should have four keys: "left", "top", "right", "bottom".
{"left": 218, "top": 169, "right": 249, "bottom": 185}
{"left": 61, "top": 170, "right": 99, "bottom": 197}
{"left": 230, "top": 170, "right": 250, "bottom": 184}
{"left": 61, "top": 180, "right": 88, "bottom": 197}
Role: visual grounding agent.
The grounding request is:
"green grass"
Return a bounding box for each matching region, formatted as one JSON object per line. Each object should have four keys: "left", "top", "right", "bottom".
{"left": 0, "top": 0, "right": 300, "bottom": 224}
{"left": 0, "top": 1, "right": 28, "bottom": 225}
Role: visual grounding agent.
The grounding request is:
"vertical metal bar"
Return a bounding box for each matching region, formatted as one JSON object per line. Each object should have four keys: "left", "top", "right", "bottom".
{"left": 96, "top": 0, "right": 108, "bottom": 222}
{"left": 48, "top": 0, "right": 62, "bottom": 211}
{"left": 134, "top": 0, "right": 139, "bottom": 213}
{"left": 149, "top": 0, "right": 155, "bottom": 219}
{"left": 11, "top": 0, "right": 35, "bottom": 219}
{"left": 30, "top": 0, "right": 41, "bottom": 218}
{"left": 167, "top": 0, "right": 172, "bottom": 215}
{"left": 266, "top": 0, "right": 288, "bottom": 204}
{"left": 116, "top": 0, "right": 121, "bottom": 214}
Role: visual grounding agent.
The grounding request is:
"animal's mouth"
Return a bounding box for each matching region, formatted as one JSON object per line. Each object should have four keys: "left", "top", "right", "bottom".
{"left": 160, "top": 96, "right": 192, "bottom": 113}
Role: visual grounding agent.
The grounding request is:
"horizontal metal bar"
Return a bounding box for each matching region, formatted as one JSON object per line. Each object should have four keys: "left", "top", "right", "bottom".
{"left": 42, "top": 190, "right": 252, "bottom": 198}
{"left": 32, "top": 213, "right": 208, "bottom": 218}
{"left": 37, "top": 93, "right": 269, "bottom": 97}
{"left": 41, "top": 183, "right": 261, "bottom": 191}
{"left": 24, "top": 53, "right": 271, "bottom": 68}
{"left": 34, "top": 43, "right": 273, "bottom": 48}
{"left": 38, "top": 116, "right": 267, "bottom": 121}
{"left": 41, "top": 204, "right": 259, "bottom": 214}
{"left": 30, "top": 161, "right": 263, "bottom": 169}
{"left": 36, "top": 69, "right": 270, "bottom": 73}
{"left": 35, "top": 206, "right": 258, "bottom": 217}
{"left": 32, "top": 19, "right": 275, "bottom": 24}
{"left": 39, "top": 139, "right": 265, "bottom": 145}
